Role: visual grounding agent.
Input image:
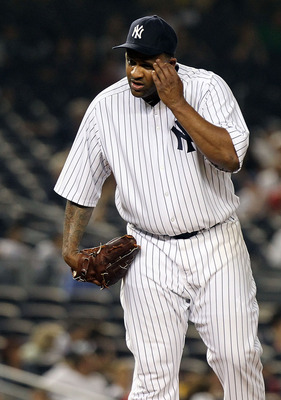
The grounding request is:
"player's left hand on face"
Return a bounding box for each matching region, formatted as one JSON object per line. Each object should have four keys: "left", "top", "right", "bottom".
{"left": 152, "top": 59, "right": 184, "bottom": 109}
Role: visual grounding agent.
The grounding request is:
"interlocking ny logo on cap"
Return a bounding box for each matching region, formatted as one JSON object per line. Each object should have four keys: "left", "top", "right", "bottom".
{"left": 132, "top": 24, "right": 144, "bottom": 39}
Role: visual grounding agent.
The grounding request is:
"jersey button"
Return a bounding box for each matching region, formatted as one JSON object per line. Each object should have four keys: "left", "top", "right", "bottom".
{"left": 171, "top": 217, "right": 175, "bottom": 222}
{"left": 165, "top": 192, "right": 169, "bottom": 197}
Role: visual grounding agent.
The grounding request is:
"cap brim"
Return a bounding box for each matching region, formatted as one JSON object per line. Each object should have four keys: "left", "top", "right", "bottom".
{"left": 112, "top": 42, "right": 160, "bottom": 56}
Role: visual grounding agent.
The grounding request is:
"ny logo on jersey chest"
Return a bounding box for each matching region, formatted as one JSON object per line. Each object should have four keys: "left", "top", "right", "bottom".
{"left": 171, "top": 121, "right": 196, "bottom": 153}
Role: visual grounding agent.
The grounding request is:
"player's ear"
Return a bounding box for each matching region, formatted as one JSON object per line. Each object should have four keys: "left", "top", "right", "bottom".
{"left": 169, "top": 57, "right": 177, "bottom": 68}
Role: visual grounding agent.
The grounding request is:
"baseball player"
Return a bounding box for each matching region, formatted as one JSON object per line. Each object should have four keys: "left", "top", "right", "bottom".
{"left": 54, "top": 15, "right": 265, "bottom": 400}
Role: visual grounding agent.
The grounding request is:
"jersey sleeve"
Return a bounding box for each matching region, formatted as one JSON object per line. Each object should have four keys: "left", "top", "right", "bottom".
{"left": 201, "top": 73, "right": 249, "bottom": 172}
{"left": 54, "top": 102, "right": 112, "bottom": 207}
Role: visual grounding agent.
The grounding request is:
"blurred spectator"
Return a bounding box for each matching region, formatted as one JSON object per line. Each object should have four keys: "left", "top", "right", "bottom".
{"left": 263, "top": 362, "right": 281, "bottom": 397}
{"left": 20, "top": 322, "right": 66, "bottom": 374}
{"left": 106, "top": 357, "right": 134, "bottom": 400}
{"left": 260, "top": 308, "right": 281, "bottom": 396}
{"left": 191, "top": 371, "right": 223, "bottom": 399}
{"left": 51, "top": 97, "right": 90, "bottom": 153}
{"left": 32, "top": 231, "right": 67, "bottom": 286}
{"left": 52, "top": 321, "right": 97, "bottom": 359}
{"left": 33, "top": 340, "right": 110, "bottom": 400}
{"left": 179, "top": 367, "right": 223, "bottom": 400}
{"left": 0, "top": 223, "right": 32, "bottom": 260}
{"left": 1, "top": 337, "right": 23, "bottom": 369}
{"left": 0, "top": 222, "right": 33, "bottom": 285}
{"left": 264, "top": 228, "right": 281, "bottom": 269}
{"left": 264, "top": 308, "right": 281, "bottom": 357}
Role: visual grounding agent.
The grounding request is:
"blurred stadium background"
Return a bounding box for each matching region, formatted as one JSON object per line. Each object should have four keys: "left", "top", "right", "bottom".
{"left": 0, "top": 0, "right": 280, "bottom": 399}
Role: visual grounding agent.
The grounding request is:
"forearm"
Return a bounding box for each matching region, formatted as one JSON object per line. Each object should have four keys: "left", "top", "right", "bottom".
{"left": 151, "top": 60, "right": 239, "bottom": 172}
{"left": 62, "top": 200, "right": 94, "bottom": 264}
{"left": 171, "top": 99, "right": 239, "bottom": 172}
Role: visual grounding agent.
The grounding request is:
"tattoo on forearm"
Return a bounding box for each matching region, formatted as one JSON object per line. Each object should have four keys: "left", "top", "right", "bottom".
{"left": 63, "top": 201, "right": 93, "bottom": 252}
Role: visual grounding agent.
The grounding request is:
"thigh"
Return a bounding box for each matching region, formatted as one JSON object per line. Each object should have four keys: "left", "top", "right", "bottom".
{"left": 121, "top": 228, "right": 190, "bottom": 399}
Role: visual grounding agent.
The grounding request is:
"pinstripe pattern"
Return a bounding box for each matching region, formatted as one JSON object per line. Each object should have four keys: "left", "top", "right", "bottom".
{"left": 54, "top": 63, "right": 265, "bottom": 399}
{"left": 54, "top": 64, "right": 249, "bottom": 237}
{"left": 122, "top": 219, "right": 264, "bottom": 399}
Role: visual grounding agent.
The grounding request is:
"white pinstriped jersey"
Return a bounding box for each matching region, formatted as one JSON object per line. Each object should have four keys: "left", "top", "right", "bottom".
{"left": 54, "top": 63, "right": 249, "bottom": 236}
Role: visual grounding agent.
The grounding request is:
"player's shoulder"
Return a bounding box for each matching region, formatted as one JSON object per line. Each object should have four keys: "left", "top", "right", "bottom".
{"left": 178, "top": 63, "right": 224, "bottom": 85}
{"left": 94, "top": 77, "right": 129, "bottom": 104}
{"left": 77, "top": 78, "right": 128, "bottom": 122}
{"left": 83, "top": 77, "right": 129, "bottom": 116}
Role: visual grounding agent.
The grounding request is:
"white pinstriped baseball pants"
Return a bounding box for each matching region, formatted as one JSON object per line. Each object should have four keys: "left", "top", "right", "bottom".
{"left": 121, "top": 217, "right": 265, "bottom": 400}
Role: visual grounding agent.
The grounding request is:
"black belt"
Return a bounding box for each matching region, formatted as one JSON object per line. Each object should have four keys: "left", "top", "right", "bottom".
{"left": 172, "top": 230, "right": 199, "bottom": 240}
{"left": 172, "top": 223, "right": 219, "bottom": 240}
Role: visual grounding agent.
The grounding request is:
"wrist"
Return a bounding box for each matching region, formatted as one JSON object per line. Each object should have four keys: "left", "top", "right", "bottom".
{"left": 169, "top": 97, "right": 188, "bottom": 115}
{"left": 62, "top": 247, "right": 79, "bottom": 266}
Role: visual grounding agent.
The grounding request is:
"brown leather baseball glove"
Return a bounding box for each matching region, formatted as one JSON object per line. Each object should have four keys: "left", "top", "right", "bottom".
{"left": 72, "top": 235, "right": 140, "bottom": 289}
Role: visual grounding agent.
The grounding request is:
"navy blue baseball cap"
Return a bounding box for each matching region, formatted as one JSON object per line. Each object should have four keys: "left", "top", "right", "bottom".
{"left": 112, "top": 15, "right": 177, "bottom": 56}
